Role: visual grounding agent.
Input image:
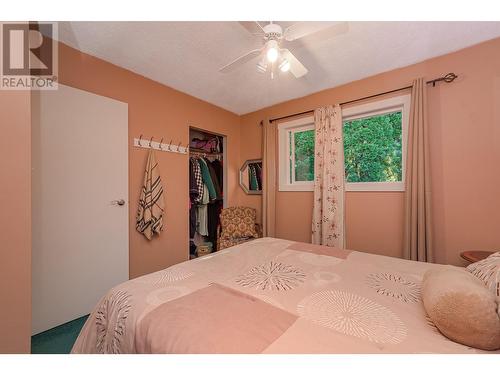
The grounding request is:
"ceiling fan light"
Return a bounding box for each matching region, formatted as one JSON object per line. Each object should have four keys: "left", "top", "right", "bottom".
{"left": 279, "top": 59, "right": 290, "bottom": 72}
{"left": 266, "top": 47, "right": 278, "bottom": 63}
{"left": 266, "top": 40, "right": 279, "bottom": 63}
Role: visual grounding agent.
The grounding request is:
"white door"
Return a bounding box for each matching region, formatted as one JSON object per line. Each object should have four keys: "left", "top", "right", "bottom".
{"left": 32, "top": 84, "right": 129, "bottom": 335}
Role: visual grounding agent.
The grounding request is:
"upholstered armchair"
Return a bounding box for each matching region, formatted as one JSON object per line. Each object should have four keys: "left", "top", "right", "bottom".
{"left": 217, "top": 206, "right": 261, "bottom": 251}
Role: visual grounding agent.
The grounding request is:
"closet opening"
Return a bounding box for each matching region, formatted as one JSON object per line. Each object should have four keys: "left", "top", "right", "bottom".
{"left": 188, "top": 127, "right": 227, "bottom": 259}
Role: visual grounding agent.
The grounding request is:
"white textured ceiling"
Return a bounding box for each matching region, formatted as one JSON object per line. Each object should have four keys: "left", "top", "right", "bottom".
{"left": 57, "top": 21, "right": 500, "bottom": 115}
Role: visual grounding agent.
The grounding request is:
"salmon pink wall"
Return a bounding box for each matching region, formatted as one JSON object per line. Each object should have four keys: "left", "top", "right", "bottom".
{"left": 58, "top": 42, "right": 241, "bottom": 279}
{"left": 0, "top": 90, "right": 31, "bottom": 353}
{"left": 239, "top": 37, "right": 500, "bottom": 266}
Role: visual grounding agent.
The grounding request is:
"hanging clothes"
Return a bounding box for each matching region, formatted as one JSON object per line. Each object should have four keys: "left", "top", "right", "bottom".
{"left": 189, "top": 158, "right": 203, "bottom": 204}
{"left": 188, "top": 132, "right": 224, "bottom": 256}
{"left": 207, "top": 200, "right": 223, "bottom": 251}
{"left": 189, "top": 202, "right": 196, "bottom": 239}
{"left": 207, "top": 157, "right": 223, "bottom": 249}
{"left": 197, "top": 184, "right": 210, "bottom": 236}
{"left": 210, "top": 159, "right": 223, "bottom": 191}
{"left": 136, "top": 149, "right": 165, "bottom": 240}
{"left": 197, "top": 158, "right": 217, "bottom": 200}
{"left": 207, "top": 159, "right": 222, "bottom": 200}
{"left": 189, "top": 159, "right": 197, "bottom": 201}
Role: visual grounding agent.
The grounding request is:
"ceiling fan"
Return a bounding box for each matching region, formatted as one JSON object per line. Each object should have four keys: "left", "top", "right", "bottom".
{"left": 219, "top": 21, "right": 348, "bottom": 79}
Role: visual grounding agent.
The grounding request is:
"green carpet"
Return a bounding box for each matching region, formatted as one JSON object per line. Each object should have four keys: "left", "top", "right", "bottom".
{"left": 31, "top": 315, "right": 89, "bottom": 354}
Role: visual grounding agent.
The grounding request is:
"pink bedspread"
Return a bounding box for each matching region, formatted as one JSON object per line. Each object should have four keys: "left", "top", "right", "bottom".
{"left": 72, "top": 237, "right": 499, "bottom": 354}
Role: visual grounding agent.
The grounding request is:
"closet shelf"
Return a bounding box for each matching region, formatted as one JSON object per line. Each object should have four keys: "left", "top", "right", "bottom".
{"left": 189, "top": 147, "right": 223, "bottom": 156}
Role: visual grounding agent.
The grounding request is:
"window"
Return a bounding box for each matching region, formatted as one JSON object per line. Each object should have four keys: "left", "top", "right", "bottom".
{"left": 342, "top": 94, "right": 410, "bottom": 191}
{"left": 278, "top": 116, "right": 315, "bottom": 191}
{"left": 278, "top": 94, "right": 410, "bottom": 192}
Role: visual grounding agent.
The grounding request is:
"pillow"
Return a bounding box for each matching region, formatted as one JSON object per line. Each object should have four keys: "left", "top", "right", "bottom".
{"left": 422, "top": 266, "right": 500, "bottom": 351}
{"left": 466, "top": 251, "right": 500, "bottom": 302}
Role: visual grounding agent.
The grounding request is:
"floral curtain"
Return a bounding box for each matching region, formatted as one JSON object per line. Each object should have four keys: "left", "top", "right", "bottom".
{"left": 312, "top": 105, "right": 345, "bottom": 248}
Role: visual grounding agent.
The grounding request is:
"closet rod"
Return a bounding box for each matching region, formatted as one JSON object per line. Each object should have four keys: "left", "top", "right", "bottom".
{"left": 266, "top": 72, "right": 458, "bottom": 124}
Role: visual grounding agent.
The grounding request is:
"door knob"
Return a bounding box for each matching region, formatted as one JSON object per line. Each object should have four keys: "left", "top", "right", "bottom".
{"left": 111, "top": 199, "right": 126, "bottom": 206}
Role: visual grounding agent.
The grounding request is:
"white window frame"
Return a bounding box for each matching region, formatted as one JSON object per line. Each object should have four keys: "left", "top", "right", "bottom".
{"left": 277, "top": 94, "right": 410, "bottom": 193}
{"left": 278, "top": 116, "right": 315, "bottom": 191}
{"left": 341, "top": 94, "right": 410, "bottom": 192}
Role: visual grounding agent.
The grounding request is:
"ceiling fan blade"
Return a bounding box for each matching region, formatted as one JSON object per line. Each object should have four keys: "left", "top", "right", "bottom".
{"left": 284, "top": 21, "right": 347, "bottom": 42}
{"left": 281, "top": 49, "right": 308, "bottom": 78}
{"left": 219, "top": 48, "right": 263, "bottom": 73}
{"left": 238, "top": 21, "right": 265, "bottom": 36}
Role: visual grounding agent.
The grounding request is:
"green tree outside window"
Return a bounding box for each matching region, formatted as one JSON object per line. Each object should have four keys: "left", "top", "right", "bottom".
{"left": 294, "top": 129, "right": 315, "bottom": 181}
{"left": 291, "top": 111, "right": 402, "bottom": 183}
{"left": 343, "top": 112, "right": 402, "bottom": 183}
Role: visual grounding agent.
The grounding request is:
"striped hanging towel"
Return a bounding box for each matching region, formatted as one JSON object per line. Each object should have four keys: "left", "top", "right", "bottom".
{"left": 136, "top": 149, "right": 165, "bottom": 240}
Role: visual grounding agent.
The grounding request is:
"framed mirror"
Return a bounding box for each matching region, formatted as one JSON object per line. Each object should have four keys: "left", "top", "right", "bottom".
{"left": 239, "top": 159, "right": 262, "bottom": 195}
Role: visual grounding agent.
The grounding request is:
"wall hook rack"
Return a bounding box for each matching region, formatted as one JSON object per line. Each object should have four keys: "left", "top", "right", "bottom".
{"left": 133, "top": 136, "right": 188, "bottom": 154}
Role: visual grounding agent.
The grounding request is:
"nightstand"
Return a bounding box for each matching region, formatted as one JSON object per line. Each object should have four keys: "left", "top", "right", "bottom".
{"left": 460, "top": 250, "right": 494, "bottom": 263}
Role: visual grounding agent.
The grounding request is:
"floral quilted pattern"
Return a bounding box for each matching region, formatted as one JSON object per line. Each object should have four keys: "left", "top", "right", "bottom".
{"left": 219, "top": 207, "right": 259, "bottom": 240}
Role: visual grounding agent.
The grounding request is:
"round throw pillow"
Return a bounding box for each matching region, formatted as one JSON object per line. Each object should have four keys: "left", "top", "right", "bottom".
{"left": 422, "top": 266, "right": 500, "bottom": 351}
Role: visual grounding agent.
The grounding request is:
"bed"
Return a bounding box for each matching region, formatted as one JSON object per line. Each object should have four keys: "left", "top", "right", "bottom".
{"left": 72, "top": 237, "right": 498, "bottom": 354}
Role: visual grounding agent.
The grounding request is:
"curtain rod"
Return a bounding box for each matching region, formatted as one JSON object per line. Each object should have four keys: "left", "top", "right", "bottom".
{"left": 266, "top": 73, "right": 458, "bottom": 124}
